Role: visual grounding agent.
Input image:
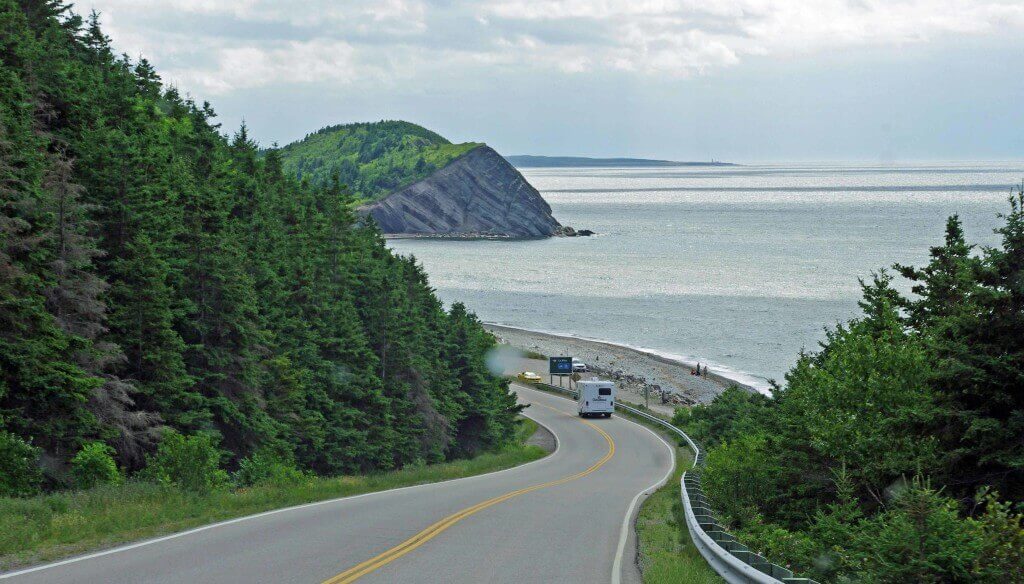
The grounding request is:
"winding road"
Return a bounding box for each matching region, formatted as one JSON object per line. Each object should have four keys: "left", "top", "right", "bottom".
{"left": 2, "top": 385, "right": 674, "bottom": 584}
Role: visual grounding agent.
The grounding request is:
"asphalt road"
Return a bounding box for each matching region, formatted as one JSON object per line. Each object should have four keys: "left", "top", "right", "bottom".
{"left": 508, "top": 354, "right": 676, "bottom": 417}
{"left": 2, "top": 385, "right": 674, "bottom": 584}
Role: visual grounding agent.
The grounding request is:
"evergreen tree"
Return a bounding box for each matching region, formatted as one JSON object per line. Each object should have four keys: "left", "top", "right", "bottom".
{"left": 892, "top": 195, "right": 1024, "bottom": 498}
{"left": 942, "top": 190, "right": 1024, "bottom": 497}
{"left": 108, "top": 234, "right": 197, "bottom": 430}
{"left": 895, "top": 215, "right": 982, "bottom": 330}
{"left": 0, "top": 0, "right": 520, "bottom": 491}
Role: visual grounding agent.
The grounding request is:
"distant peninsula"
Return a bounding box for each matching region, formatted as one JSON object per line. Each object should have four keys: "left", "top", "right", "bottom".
{"left": 505, "top": 155, "right": 736, "bottom": 168}
{"left": 277, "top": 121, "right": 569, "bottom": 239}
{"left": 359, "top": 145, "right": 564, "bottom": 239}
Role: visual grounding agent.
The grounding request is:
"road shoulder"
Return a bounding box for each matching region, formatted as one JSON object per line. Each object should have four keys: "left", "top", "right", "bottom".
{"left": 0, "top": 417, "right": 552, "bottom": 576}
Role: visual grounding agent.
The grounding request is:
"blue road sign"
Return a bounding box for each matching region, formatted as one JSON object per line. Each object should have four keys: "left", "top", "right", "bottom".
{"left": 549, "top": 356, "right": 573, "bottom": 375}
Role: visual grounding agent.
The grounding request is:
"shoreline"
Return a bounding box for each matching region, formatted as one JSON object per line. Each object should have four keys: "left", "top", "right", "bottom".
{"left": 486, "top": 323, "right": 767, "bottom": 405}
{"left": 383, "top": 227, "right": 593, "bottom": 241}
{"left": 384, "top": 233, "right": 547, "bottom": 241}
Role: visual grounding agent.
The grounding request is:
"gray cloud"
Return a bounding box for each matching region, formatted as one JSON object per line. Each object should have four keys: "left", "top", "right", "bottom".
{"left": 90, "top": 0, "right": 1024, "bottom": 95}
{"left": 81, "top": 0, "right": 1024, "bottom": 162}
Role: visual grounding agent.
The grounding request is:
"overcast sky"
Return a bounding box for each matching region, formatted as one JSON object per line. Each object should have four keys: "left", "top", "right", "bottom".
{"left": 88, "top": 0, "right": 1024, "bottom": 162}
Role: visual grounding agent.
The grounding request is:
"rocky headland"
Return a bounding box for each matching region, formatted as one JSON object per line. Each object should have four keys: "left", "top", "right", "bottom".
{"left": 358, "top": 146, "right": 571, "bottom": 239}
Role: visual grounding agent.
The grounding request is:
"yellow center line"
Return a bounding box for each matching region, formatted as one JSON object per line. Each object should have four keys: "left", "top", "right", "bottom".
{"left": 321, "top": 403, "right": 615, "bottom": 584}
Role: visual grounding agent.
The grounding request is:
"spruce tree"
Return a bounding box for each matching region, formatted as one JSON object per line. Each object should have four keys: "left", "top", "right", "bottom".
{"left": 1, "top": 0, "right": 523, "bottom": 489}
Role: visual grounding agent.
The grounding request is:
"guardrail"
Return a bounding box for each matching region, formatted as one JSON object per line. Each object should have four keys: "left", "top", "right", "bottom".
{"left": 534, "top": 382, "right": 819, "bottom": 584}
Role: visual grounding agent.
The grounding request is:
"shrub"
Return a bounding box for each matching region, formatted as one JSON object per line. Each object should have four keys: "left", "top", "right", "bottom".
{"left": 970, "top": 488, "right": 1024, "bottom": 581}
{"left": 145, "top": 431, "right": 228, "bottom": 494}
{"left": 672, "top": 385, "right": 772, "bottom": 448}
{"left": 737, "top": 522, "right": 817, "bottom": 576}
{"left": 701, "top": 433, "right": 778, "bottom": 528}
{"left": 0, "top": 431, "right": 42, "bottom": 497}
{"left": 855, "top": 478, "right": 981, "bottom": 583}
{"left": 234, "top": 449, "right": 305, "bottom": 487}
{"left": 779, "top": 316, "right": 943, "bottom": 503}
{"left": 70, "top": 442, "right": 122, "bottom": 489}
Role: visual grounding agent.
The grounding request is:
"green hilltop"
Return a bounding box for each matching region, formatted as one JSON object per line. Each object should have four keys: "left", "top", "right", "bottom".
{"left": 277, "top": 120, "right": 482, "bottom": 202}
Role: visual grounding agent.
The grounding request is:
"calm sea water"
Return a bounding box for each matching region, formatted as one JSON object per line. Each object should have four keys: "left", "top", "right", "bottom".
{"left": 388, "top": 163, "right": 1023, "bottom": 391}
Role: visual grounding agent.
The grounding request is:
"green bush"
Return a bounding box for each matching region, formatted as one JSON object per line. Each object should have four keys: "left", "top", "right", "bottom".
{"left": 701, "top": 432, "right": 778, "bottom": 527}
{"left": 0, "top": 431, "right": 42, "bottom": 497}
{"left": 672, "top": 385, "right": 771, "bottom": 448}
{"left": 855, "top": 478, "right": 982, "bottom": 583}
{"left": 723, "top": 477, "right": 1024, "bottom": 583}
{"left": 966, "top": 488, "right": 1024, "bottom": 581}
{"left": 145, "top": 432, "right": 228, "bottom": 494}
{"left": 234, "top": 449, "right": 306, "bottom": 487}
{"left": 779, "top": 314, "right": 942, "bottom": 503}
{"left": 70, "top": 442, "right": 122, "bottom": 489}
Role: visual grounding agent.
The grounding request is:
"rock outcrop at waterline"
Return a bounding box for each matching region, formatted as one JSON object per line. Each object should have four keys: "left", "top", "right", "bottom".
{"left": 358, "top": 146, "right": 563, "bottom": 238}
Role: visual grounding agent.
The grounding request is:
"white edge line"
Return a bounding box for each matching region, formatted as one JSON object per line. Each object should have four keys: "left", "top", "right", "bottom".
{"left": 0, "top": 406, "right": 561, "bottom": 580}
{"left": 513, "top": 384, "right": 676, "bottom": 584}
{"left": 609, "top": 413, "right": 676, "bottom": 584}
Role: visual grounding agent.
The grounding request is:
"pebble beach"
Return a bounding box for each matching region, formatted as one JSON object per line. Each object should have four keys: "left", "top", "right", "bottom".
{"left": 486, "top": 324, "right": 756, "bottom": 406}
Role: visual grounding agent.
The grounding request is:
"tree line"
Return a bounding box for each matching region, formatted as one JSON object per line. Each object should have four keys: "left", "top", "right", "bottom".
{"left": 0, "top": 0, "right": 520, "bottom": 496}
{"left": 676, "top": 190, "right": 1024, "bottom": 582}
{"left": 276, "top": 120, "right": 481, "bottom": 202}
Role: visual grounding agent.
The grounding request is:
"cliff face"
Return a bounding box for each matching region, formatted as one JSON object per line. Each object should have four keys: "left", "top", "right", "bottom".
{"left": 358, "top": 146, "right": 562, "bottom": 238}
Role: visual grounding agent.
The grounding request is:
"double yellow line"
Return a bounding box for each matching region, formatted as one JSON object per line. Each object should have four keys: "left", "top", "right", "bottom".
{"left": 322, "top": 410, "right": 615, "bottom": 584}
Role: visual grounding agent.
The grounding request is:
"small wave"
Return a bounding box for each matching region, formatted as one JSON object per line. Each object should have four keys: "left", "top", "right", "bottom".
{"left": 486, "top": 322, "right": 774, "bottom": 396}
{"left": 543, "top": 184, "right": 1017, "bottom": 194}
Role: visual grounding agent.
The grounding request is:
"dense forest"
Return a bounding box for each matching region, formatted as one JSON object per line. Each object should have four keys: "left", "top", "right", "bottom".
{"left": 277, "top": 121, "right": 481, "bottom": 203}
{"left": 676, "top": 195, "right": 1024, "bottom": 582}
{"left": 0, "top": 0, "right": 520, "bottom": 496}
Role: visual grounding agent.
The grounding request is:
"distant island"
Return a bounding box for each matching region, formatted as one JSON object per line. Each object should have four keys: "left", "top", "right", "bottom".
{"left": 505, "top": 155, "right": 736, "bottom": 168}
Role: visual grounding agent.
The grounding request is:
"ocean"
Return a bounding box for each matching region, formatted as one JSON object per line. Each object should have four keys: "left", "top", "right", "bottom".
{"left": 387, "top": 163, "right": 1023, "bottom": 391}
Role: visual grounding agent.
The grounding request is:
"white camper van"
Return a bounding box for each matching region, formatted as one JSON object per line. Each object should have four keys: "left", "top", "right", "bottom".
{"left": 577, "top": 379, "right": 615, "bottom": 418}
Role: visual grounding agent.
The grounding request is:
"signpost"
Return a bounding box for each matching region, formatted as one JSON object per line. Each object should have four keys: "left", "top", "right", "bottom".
{"left": 549, "top": 356, "right": 572, "bottom": 386}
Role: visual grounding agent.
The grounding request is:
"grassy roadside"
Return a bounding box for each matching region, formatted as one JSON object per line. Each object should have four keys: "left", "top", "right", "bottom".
{"left": 607, "top": 400, "right": 722, "bottom": 583}
{"left": 0, "top": 417, "right": 547, "bottom": 571}
{"left": 636, "top": 444, "right": 722, "bottom": 584}
{"left": 519, "top": 381, "right": 720, "bottom": 583}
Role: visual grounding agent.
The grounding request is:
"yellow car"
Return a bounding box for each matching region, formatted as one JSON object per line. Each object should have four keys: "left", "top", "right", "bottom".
{"left": 517, "top": 371, "right": 542, "bottom": 383}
